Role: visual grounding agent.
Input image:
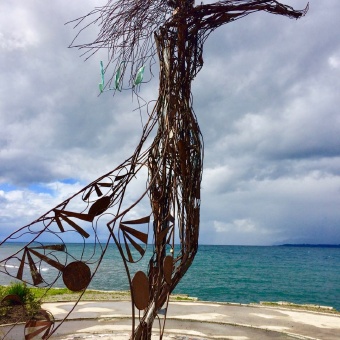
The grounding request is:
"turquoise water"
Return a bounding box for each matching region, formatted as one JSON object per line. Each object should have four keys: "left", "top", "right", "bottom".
{"left": 0, "top": 243, "right": 339, "bottom": 310}
{"left": 175, "top": 245, "right": 340, "bottom": 310}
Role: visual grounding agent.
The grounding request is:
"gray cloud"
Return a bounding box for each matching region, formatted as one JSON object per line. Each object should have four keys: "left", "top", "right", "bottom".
{"left": 1, "top": 0, "right": 340, "bottom": 245}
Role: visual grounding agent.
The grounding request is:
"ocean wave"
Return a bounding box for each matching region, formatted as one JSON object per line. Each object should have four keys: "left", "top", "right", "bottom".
{"left": 0, "top": 263, "right": 50, "bottom": 272}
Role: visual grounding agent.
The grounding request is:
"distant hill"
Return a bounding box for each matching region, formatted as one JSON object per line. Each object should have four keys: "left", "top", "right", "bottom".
{"left": 279, "top": 244, "right": 340, "bottom": 248}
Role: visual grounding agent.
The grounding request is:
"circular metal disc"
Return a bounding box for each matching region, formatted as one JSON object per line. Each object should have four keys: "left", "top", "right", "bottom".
{"left": 88, "top": 196, "right": 111, "bottom": 216}
{"left": 132, "top": 271, "right": 149, "bottom": 310}
{"left": 1, "top": 294, "right": 23, "bottom": 305}
{"left": 62, "top": 261, "right": 91, "bottom": 292}
{"left": 163, "top": 255, "right": 173, "bottom": 285}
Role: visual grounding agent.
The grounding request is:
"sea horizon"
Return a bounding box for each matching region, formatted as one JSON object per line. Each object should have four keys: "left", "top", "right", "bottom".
{"left": 2, "top": 241, "right": 340, "bottom": 247}
{"left": 0, "top": 243, "right": 339, "bottom": 311}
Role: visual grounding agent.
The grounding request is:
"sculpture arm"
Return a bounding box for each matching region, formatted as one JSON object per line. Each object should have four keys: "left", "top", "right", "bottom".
{"left": 194, "top": 0, "right": 309, "bottom": 30}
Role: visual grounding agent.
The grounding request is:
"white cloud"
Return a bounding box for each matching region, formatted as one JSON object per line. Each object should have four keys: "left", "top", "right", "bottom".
{"left": 328, "top": 55, "right": 340, "bottom": 69}
{"left": 0, "top": 30, "right": 39, "bottom": 51}
{"left": 200, "top": 171, "right": 340, "bottom": 245}
{"left": 214, "top": 219, "right": 257, "bottom": 233}
{"left": 0, "top": 181, "right": 83, "bottom": 221}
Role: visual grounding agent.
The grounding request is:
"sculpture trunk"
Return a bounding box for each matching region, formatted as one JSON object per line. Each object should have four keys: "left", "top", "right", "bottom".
{"left": 132, "top": 28, "right": 203, "bottom": 339}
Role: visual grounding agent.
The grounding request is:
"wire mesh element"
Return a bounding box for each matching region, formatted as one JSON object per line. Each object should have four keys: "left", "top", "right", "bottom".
{"left": 0, "top": 1, "right": 308, "bottom": 339}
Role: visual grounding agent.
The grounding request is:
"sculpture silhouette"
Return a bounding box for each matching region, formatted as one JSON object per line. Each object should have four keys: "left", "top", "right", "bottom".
{"left": 0, "top": 1, "right": 308, "bottom": 339}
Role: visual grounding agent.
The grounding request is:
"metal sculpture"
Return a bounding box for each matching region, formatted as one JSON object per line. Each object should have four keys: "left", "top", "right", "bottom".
{"left": 0, "top": 1, "right": 308, "bottom": 339}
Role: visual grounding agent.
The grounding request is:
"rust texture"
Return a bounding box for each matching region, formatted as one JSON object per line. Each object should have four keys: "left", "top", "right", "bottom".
{"left": 24, "top": 309, "right": 55, "bottom": 340}
{"left": 0, "top": 1, "right": 308, "bottom": 339}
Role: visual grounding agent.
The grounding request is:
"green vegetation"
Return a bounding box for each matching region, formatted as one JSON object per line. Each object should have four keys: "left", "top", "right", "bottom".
{"left": 31, "top": 287, "right": 132, "bottom": 302}
{"left": 259, "top": 301, "right": 339, "bottom": 315}
{"left": 0, "top": 282, "right": 41, "bottom": 319}
{"left": 30, "top": 287, "right": 196, "bottom": 303}
{"left": 1, "top": 285, "right": 197, "bottom": 305}
{"left": 172, "top": 294, "right": 198, "bottom": 301}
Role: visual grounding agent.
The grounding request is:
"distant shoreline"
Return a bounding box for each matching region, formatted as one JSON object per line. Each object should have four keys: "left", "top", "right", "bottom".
{"left": 3, "top": 241, "right": 340, "bottom": 247}
{"left": 279, "top": 244, "right": 340, "bottom": 248}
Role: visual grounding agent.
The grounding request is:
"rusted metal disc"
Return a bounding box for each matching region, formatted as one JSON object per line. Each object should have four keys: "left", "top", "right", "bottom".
{"left": 88, "top": 196, "right": 111, "bottom": 216}
{"left": 25, "top": 309, "right": 54, "bottom": 340}
{"left": 62, "top": 261, "right": 91, "bottom": 292}
{"left": 1, "top": 294, "right": 23, "bottom": 305}
{"left": 163, "top": 255, "right": 173, "bottom": 285}
{"left": 132, "top": 271, "right": 149, "bottom": 310}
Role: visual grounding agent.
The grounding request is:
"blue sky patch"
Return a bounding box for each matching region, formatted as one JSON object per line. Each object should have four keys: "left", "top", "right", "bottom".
{"left": 28, "top": 183, "right": 54, "bottom": 195}
{"left": 0, "top": 183, "right": 17, "bottom": 192}
{"left": 60, "top": 178, "right": 78, "bottom": 185}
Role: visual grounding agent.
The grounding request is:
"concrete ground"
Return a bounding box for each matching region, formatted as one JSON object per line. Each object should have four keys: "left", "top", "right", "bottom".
{"left": 1, "top": 301, "right": 339, "bottom": 339}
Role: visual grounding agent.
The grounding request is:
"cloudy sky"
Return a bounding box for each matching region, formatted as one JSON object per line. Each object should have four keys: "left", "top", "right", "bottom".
{"left": 1, "top": 0, "right": 339, "bottom": 245}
